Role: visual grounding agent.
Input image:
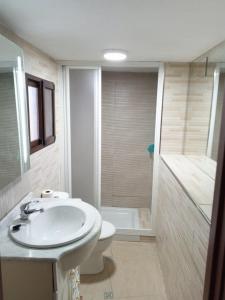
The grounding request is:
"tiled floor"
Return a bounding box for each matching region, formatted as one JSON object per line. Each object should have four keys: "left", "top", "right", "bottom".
{"left": 80, "top": 241, "right": 167, "bottom": 300}
{"left": 138, "top": 208, "right": 151, "bottom": 229}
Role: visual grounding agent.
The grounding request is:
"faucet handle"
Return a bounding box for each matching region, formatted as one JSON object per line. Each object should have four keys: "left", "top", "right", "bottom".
{"left": 20, "top": 200, "right": 41, "bottom": 215}
{"left": 20, "top": 202, "right": 30, "bottom": 212}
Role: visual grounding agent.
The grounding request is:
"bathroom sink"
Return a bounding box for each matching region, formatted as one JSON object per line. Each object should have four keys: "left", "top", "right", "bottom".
{"left": 9, "top": 199, "right": 96, "bottom": 249}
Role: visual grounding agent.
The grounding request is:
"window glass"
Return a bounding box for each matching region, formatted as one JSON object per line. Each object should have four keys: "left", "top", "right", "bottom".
{"left": 44, "top": 88, "right": 53, "bottom": 139}
{"left": 28, "top": 85, "right": 39, "bottom": 142}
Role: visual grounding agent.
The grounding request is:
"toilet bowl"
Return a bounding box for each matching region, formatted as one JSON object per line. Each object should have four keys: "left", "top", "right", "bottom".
{"left": 80, "top": 220, "right": 116, "bottom": 275}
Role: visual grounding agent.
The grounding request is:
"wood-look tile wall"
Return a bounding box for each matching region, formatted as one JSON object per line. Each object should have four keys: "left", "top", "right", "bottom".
{"left": 156, "top": 159, "right": 210, "bottom": 300}
{"left": 158, "top": 63, "right": 214, "bottom": 300}
{"left": 101, "top": 71, "right": 157, "bottom": 208}
{"left": 161, "top": 62, "right": 215, "bottom": 156}
{"left": 0, "top": 25, "right": 64, "bottom": 220}
{"left": 184, "top": 63, "right": 215, "bottom": 155}
{"left": 160, "top": 63, "right": 190, "bottom": 154}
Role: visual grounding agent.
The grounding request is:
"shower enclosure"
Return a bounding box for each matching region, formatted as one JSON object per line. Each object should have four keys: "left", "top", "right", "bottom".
{"left": 101, "top": 70, "right": 158, "bottom": 236}
{"left": 63, "top": 64, "right": 164, "bottom": 238}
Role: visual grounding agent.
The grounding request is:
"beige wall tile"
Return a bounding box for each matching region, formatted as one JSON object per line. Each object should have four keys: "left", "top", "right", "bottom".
{"left": 156, "top": 159, "right": 210, "bottom": 300}
{"left": 160, "top": 63, "right": 190, "bottom": 154}
{"left": 161, "top": 62, "right": 215, "bottom": 157}
{"left": 184, "top": 63, "right": 215, "bottom": 155}
{"left": 161, "top": 154, "right": 214, "bottom": 206}
{"left": 102, "top": 72, "right": 157, "bottom": 208}
{"left": 0, "top": 25, "right": 64, "bottom": 220}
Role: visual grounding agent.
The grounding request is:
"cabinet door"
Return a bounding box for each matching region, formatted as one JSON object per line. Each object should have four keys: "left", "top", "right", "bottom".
{"left": 1, "top": 260, "right": 53, "bottom": 300}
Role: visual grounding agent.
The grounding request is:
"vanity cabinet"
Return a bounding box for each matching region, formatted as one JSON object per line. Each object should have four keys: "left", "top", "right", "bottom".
{"left": 0, "top": 196, "right": 101, "bottom": 300}
{"left": 1, "top": 260, "right": 80, "bottom": 300}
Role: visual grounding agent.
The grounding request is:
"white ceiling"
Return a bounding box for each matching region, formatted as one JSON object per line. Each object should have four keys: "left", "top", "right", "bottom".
{"left": 0, "top": 34, "right": 22, "bottom": 62}
{"left": 195, "top": 40, "right": 225, "bottom": 63}
{"left": 0, "top": 0, "right": 225, "bottom": 62}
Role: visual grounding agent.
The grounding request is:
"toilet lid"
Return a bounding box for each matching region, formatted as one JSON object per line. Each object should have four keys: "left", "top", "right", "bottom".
{"left": 99, "top": 221, "right": 116, "bottom": 240}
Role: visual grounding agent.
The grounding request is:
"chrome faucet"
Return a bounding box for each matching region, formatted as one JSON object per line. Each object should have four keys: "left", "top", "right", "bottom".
{"left": 20, "top": 201, "right": 44, "bottom": 220}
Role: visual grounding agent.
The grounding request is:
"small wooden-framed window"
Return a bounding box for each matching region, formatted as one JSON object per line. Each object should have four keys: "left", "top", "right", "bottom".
{"left": 26, "top": 74, "right": 43, "bottom": 153}
{"left": 26, "top": 74, "right": 55, "bottom": 154}
{"left": 43, "top": 80, "right": 55, "bottom": 146}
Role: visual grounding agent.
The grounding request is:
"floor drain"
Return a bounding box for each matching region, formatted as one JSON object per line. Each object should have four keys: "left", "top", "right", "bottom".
{"left": 104, "top": 291, "right": 114, "bottom": 299}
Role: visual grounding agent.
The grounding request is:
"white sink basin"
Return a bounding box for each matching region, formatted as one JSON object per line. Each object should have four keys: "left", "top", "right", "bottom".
{"left": 9, "top": 199, "right": 96, "bottom": 249}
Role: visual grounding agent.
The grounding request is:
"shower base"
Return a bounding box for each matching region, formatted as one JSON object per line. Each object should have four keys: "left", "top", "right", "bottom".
{"left": 101, "top": 206, "right": 139, "bottom": 229}
{"left": 101, "top": 206, "right": 153, "bottom": 239}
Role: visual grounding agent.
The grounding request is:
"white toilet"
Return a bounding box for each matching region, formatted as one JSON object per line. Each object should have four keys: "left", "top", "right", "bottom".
{"left": 44, "top": 191, "right": 116, "bottom": 274}
{"left": 80, "top": 220, "right": 116, "bottom": 274}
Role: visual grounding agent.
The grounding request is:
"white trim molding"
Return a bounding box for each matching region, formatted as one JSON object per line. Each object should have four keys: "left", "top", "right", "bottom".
{"left": 62, "top": 66, "right": 72, "bottom": 196}
{"left": 151, "top": 62, "right": 165, "bottom": 234}
{"left": 62, "top": 66, "right": 102, "bottom": 208}
{"left": 93, "top": 68, "right": 102, "bottom": 210}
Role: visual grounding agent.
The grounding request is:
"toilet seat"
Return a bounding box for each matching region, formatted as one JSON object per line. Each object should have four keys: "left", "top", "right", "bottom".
{"left": 99, "top": 221, "right": 116, "bottom": 240}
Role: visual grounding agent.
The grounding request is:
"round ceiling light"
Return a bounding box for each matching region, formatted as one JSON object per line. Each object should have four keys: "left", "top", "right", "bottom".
{"left": 103, "top": 50, "right": 127, "bottom": 61}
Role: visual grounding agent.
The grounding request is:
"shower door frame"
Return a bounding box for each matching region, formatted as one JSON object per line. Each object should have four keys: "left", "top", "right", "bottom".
{"left": 61, "top": 62, "right": 165, "bottom": 236}
{"left": 61, "top": 65, "right": 102, "bottom": 209}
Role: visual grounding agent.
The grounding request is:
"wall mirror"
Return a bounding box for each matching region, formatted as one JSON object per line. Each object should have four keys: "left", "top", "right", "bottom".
{"left": 0, "top": 34, "right": 30, "bottom": 190}
{"left": 182, "top": 41, "right": 225, "bottom": 221}
{"left": 185, "top": 41, "right": 225, "bottom": 163}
